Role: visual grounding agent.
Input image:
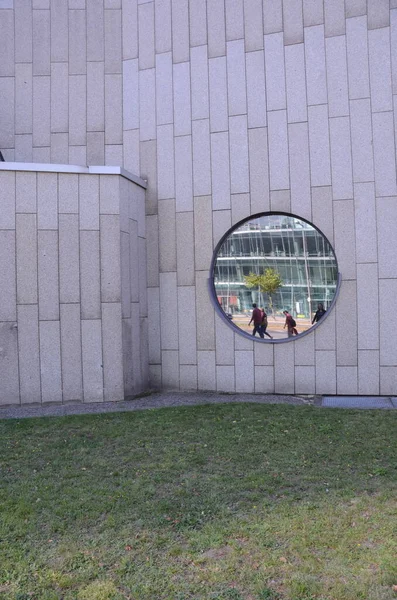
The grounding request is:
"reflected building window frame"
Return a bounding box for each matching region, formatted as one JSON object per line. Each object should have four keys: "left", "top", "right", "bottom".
{"left": 208, "top": 211, "right": 342, "bottom": 343}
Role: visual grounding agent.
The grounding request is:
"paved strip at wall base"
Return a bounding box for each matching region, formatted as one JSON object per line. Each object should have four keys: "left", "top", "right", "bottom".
{"left": 323, "top": 396, "right": 396, "bottom": 409}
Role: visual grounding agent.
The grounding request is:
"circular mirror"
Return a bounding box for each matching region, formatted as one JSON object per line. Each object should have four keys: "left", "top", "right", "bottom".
{"left": 211, "top": 213, "right": 340, "bottom": 341}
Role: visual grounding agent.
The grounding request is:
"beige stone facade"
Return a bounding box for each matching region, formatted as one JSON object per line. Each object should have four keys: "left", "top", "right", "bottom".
{"left": 0, "top": 0, "right": 397, "bottom": 402}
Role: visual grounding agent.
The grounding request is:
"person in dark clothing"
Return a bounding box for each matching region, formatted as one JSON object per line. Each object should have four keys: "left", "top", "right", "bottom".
{"left": 260, "top": 308, "right": 273, "bottom": 339}
{"left": 312, "top": 303, "right": 326, "bottom": 324}
{"left": 249, "top": 303, "right": 264, "bottom": 338}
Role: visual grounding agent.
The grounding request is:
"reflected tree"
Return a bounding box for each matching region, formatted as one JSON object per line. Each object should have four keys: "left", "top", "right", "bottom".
{"left": 244, "top": 268, "right": 283, "bottom": 318}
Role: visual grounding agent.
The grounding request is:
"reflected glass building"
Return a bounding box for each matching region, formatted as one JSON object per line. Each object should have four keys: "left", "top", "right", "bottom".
{"left": 214, "top": 215, "right": 338, "bottom": 318}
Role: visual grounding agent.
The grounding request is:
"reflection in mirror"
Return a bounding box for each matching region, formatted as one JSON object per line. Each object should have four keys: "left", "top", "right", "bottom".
{"left": 212, "top": 214, "right": 339, "bottom": 341}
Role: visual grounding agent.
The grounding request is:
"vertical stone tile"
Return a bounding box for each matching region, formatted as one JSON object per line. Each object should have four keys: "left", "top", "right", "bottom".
{"left": 336, "top": 279, "right": 357, "bottom": 366}
{"left": 226, "top": 39, "right": 247, "bottom": 116}
{"left": 59, "top": 214, "right": 80, "bottom": 304}
{"left": 285, "top": 44, "right": 307, "bottom": 124}
{"left": 372, "top": 112, "right": 397, "bottom": 197}
{"left": 38, "top": 230, "right": 59, "bottom": 321}
{"left": 120, "top": 232, "right": 131, "bottom": 317}
{"left": 196, "top": 270, "right": 215, "bottom": 350}
{"left": 51, "top": 63, "right": 68, "bottom": 133}
{"left": 289, "top": 122, "right": 311, "bottom": 221}
{"left": 15, "top": 135, "right": 34, "bottom": 163}
{"left": 39, "top": 320, "right": 62, "bottom": 403}
{"left": 69, "top": 75, "right": 87, "bottom": 146}
{"left": 213, "top": 209, "right": 231, "bottom": 249}
{"left": 149, "top": 364, "right": 162, "bottom": 389}
{"left": 50, "top": 133, "right": 69, "bottom": 163}
{"left": 368, "top": 0, "right": 389, "bottom": 29}
{"left": 69, "top": 9, "right": 87, "bottom": 75}
{"left": 87, "top": 132, "right": 105, "bottom": 165}
{"left": 345, "top": 0, "right": 366, "bottom": 18}
{"left": 189, "top": 0, "right": 207, "bottom": 47}
{"left": 51, "top": 0, "right": 68, "bottom": 61}
{"left": 194, "top": 196, "right": 213, "bottom": 271}
{"left": 255, "top": 365, "right": 275, "bottom": 393}
{"left": 0, "top": 322, "right": 19, "bottom": 405}
{"left": 303, "top": 0, "right": 323, "bottom": 26}
{"left": 295, "top": 366, "right": 315, "bottom": 394}
{"left": 225, "top": 0, "right": 244, "bottom": 41}
{"left": 268, "top": 110, "right": 289, "bottom": 191}
{"left": 192, "top": 119, "right": 211, "bottom": 197}
{"left": 180, "top": 365, "right": 198, "bottom": 390}
{"left": 211, "top": 132, "right": 231, "bottom": 210}
{"left": 15, "top": 64, "right": 33, "bottom": 135}
{"left": 16, "top": 173, "right": 37, "bottom": 214}
{"left": 15, "top": 0, "right": 33, "bottom": 63}
{"left": 304, "top": 25, "right": 327, "bottom": 106}
{"left": 357, "top": 263, "right": 379, "bottom": 351}
{"left": 158, "top": 199, "right": 177, "bottom": 272}
{"left": 124, "top": 129, "right": 140, "bottom": 174}
{"left": 175, "top": 136, "right": 193, "bottom": 212}
{"left": 274, "top": 343, "right": 294, "bottom": 393}
{"left": 315, "top": 308, "right": 336, "bottom": 351}
{"left": 138, "top": 1, "right": 155, "bottom": 69}
{"left": 16, "top": 215, "right": 37, "bottom": 305}
{"left": 246, "top": 50, "right": 266, "bottom": 128}
{"left": 368, "top": 28, "right": 393, "bottom": 113}
{"left": 326, "top": 36, "right": 349, "bottom": 118}
{"left": 33, "top": 147, "right": 50, "bottom": 162}
{"left": 380, "top": 367, "right": 397, "bottom": 395}
{"left": 337, "top": 366, "right": 358, "bottom": 395}
{"left": 159, "top": 272, "right": 178, "bottom": 349}
{"left": 215, "top": 316, "right": 235, "bottom": 365}
{"left": 87, "top": 62, "right": 105, "bottom": 132}
{"left": 392, "top": 10, "right": 397, "bottom": 95}
{"left": 235, "top": 350, "right": 254, "bottom": 392}
{"left": 263, "top": 0, "right": 283, "bottom": 33}
{"left": 0, "top": 171, "right": 16, "bottom": 230}
{"left": 146, "top": 214, "right": 159, "bottom": 287}
{"left": 198, "top": 350, "right": 216, "bottom": 390}
{"left": 0, "top": 9, "right": 14, "bottom": 76}
{"left": 231, "top": 193, "right": 250, "bottom": 225}
{"left": 176, "top": 212, "right": 194, "bottom": 286}
{"left": 139, "top": 68, "right": 156, "bottom": 141}
{"left": 243, "top": 0, "right": 263, "bottom": 50}
{"left": 270, "top": 190, "right": 290, "bottom": 213}
{"left": 37, "top": 173, "right": 57, "bottom": 231}
{"left": 18, "top": 305, "right": 41, "bottom": 404}
{"left": 178, "top": 286, "right": 197, "bottom": 364}
{"left": 229, "top": 116, "right": 249, "bottom": 194}
{"left": 235, "top": 334, "right": 254, "bottom": 351}
{"left": 155, "top": 52, "right": 173, "bottom": 126}
{"left": 346, "top": 16, "right": 370, "bottom": 100}
{"left": 147, "top": 287, "right": 161, "bottom": 363}
{"left": 308, "top": 105, "right": 331, "bottom": 187}
{"left": 254, "top": 341, "right": 274, "bottom": 366}
{"left": 315, "top": 350, "right": 336, "bottom": 394}
{"left": 324, "top": 0, "right": 345, "bottom": 36}
{"left": 333, "top": 200, "right": 356, "bottom": 281}
{"left": 209, "top": 56, "right": 228, "bottom": 132}
{"left": 87, "top": 0, "right": 105, "bottom": 60}
{"left": 60, "top": 303, "right": 83, "bottom": 401}
{"left": 172, "top": 0, "right": 189, "bottom": 63}
{"left": 379, "top": 279, "right": 397, "bottom": 366}
{"left": 99, "top": 174, "right": 120, "bottom": 214}
{"left": 157, "top": 124, "right": 175, "bottom": 200}
{"left": 162, "top": 350, "right": 180, "bottom": 388}
{"left": 283, "top": 0, "right": 303, "bottom": 44}
{"left": 154, "top": 0, "right": 171, "bottom": 53}
{"left": 354, "top": 182, "right": 377, "bottom": 264}
{"left": 249, "top": 127, "right": 270, "bottom": 214}
{"left": 69, "top": 146, "right": 86, "bottom": 166}
{"left": 330, "top": 117, "right": 353, "bottom": 200}
{"left": 33, "top": 9, "right": 50, "bottom": 75}
{"left": 105, "top": 73, "right": 122, "bottom": 144}
{"left": 79, "top": 174, "right": 100, "bottom": 230}
{"left": 80, "top": 231, "right": 100, "bottom": 320}
{"left": 216, "top": 365, "right": 235, "bottom": 392}
{"left": 207, "top": 0, "right": 226, "bottom": 58}
{"left": 358, "top": 350, "right": 380, "bottom": 394}
{"left": 377, "top": 197, "right": 397, "bottom": 279}
{"left": 139, "top": 140, "right": 157, "bottom": 215}
{"left": 138, "top": 236, "right": 148, "bottom": 317}
{"left": 81, "top": 319, "right": 104, "bottom": 402}
{"left": 102, "top": 302, "right": 124, "bottom": 400}
{"left": 173, "top": 62, "right": 191, "bottom": 136}
{"left": 191, "top": 45, "right": 209, "bottom": 121}
{"left": 295, "top": 331, "right": 315, "bottom": 366}
{"left": 100, "top": 215, "right": 121, "bottom": 302}
{"left": 0, "top": 231, "right": 16, "bottom": 321}
{"left": 264, "top": 33, "right": 286, "bottom": 110}
{"left": 350, "top": 99, "right": 374, "bottom": 184}
{"left": 122, "top": 60, "right": 139, "bottom": 132}
{"left": 0, "top": 78, "right": 15, "bottom": 148}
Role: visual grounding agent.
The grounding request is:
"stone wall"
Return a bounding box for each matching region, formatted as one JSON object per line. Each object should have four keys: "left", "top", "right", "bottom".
{"left": 0, "top": 164, "right": 147, "bottom": 405}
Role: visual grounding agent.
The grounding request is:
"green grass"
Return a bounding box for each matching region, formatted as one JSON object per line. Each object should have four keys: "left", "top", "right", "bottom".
{"left": 1, "top": 403, "right": 397, "bottom": 599}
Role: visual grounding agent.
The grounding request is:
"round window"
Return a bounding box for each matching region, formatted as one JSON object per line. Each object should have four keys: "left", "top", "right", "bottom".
{"left": 210, "top": 213, "right": 340, "bottom": 342}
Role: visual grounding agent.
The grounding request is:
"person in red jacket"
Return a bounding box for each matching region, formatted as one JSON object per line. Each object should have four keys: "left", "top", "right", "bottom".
{"left": 283, "top": 310, "right": 298, "bottom": 337}
{"left": 249, "top": 303, "right": 264, "bottom": 338}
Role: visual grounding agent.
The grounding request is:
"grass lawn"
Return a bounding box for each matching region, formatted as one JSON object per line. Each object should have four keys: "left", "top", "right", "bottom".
{"left": 1, "top": 403, "right": 397, "bottom": 600}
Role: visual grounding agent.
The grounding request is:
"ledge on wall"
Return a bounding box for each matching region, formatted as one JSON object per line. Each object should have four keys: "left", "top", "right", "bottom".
{"left": 0, "top": 162, "right": 147, "bottom": 190}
